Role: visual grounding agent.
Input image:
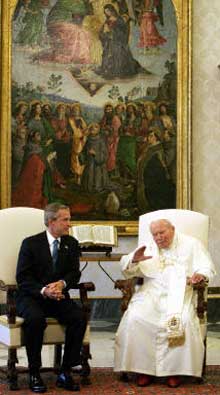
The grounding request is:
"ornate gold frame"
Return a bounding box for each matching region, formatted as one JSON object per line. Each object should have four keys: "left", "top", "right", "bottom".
{"left": 0, "top": 0, "right": 192, "bottom": 235}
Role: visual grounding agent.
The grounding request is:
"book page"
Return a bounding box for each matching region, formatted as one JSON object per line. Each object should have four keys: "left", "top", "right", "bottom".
{"left": 72, "top": 225, "right": 93, "bottom": 244}
{"left": 92, "top": 225, "right": 116, "bottom": 245}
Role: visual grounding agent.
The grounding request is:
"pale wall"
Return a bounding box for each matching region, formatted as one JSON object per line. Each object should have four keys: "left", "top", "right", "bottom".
{"left": 192, "top": 0, "right": 220, "bottom": 281}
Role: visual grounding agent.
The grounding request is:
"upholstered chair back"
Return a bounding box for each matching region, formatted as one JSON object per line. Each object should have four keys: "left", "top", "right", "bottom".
{"left": 138, "top": 209, "right": 209, "bottom": 248}
{"left": 0, "top": 207, "right": 44, "bottom": 285}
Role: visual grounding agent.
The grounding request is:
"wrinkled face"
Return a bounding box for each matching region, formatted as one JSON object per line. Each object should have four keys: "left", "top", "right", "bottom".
{"left": 150, "top": 221, "right": 175, "bottom": 249}
{"left": 48, "top": 209, "right": 71, "bottom": 238}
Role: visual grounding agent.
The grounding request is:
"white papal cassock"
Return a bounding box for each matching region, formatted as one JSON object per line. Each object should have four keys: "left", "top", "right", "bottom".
{"left": 114, "top": 232, "right": 215, "bottom": 377}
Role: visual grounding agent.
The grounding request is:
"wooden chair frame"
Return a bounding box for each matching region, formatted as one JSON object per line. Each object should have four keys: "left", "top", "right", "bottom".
{"left": 115, "top": 278, "right": 208, "bottom": 379}
{"left": 0, "top": 280, "right": 95, "bottom": 390}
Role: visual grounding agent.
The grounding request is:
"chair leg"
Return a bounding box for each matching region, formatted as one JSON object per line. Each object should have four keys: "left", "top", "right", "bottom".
{"left": 80, "top": 343, "right": 91, "bottom": 385}
{"left": 7, "top": 348, "right": 19, "bottom": 390}
{"left": 202, "top": 337, "right": 206, "bottom": 377}
{"left": 54, "top": 345, "right": 62, "bottom": 373}
{"left": 120, "top": 372, "right": 129, "bottom": 382}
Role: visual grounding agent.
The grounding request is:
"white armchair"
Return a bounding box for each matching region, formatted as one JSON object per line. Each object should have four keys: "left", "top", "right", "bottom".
{"left": 115, "top": 209, "right": 210, "bottom": 377}
{"left": 138, "top": 209, "right": 209, "bottom": 248}
{"left": 0, "top": 207, "right": 95, "bottom": 390}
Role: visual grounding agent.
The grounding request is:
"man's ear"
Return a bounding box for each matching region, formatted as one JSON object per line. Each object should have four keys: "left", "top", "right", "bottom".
{"left": 48, "top": 218, "right": 55, "bottom": 227}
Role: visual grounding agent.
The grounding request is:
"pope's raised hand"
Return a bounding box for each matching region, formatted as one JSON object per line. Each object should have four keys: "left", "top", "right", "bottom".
{"left": 132, "top": 246, "right": 152, "bottom": 263}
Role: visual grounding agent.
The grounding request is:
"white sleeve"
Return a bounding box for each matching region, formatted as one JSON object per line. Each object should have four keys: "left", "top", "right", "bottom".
{"left": 120, "top": 253, "right": 161, "bottom": 279}
{"left": 192, "top": 239, "right": 216, "bottom": 280}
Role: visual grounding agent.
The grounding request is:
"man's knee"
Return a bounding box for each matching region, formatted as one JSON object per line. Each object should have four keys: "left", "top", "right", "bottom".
{"left": 67, "top": 305, "right": 86, "bottom": 329}
{"left": 24, "top": 312, "right": 47, "bottom": 330}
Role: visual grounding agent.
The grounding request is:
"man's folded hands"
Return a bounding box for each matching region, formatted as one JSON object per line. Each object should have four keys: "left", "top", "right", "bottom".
{"left": 43, "top": 281, "right": 65, "bottom": 300}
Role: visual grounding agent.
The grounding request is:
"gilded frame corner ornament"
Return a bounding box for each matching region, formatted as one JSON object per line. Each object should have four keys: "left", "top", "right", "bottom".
{"left": 0, "top": 0, "right": 192, "bottom": 236}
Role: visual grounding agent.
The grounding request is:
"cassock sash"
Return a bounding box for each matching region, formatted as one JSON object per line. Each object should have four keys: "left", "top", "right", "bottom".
{"left": 166, "top": 265, "right": 187, "bottom": 346}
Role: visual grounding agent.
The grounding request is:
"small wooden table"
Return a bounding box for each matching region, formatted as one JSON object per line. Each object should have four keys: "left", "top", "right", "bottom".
{"left": 80, "top": 253, "right": 123, "bottom": 262}
{"left": 80, "top": 254, "right": 123, "bottom": 284}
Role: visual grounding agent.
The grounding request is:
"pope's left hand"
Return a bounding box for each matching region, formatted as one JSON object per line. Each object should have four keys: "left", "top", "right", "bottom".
{"left": 187, "top": 273, "right": 206, "bottom": 285}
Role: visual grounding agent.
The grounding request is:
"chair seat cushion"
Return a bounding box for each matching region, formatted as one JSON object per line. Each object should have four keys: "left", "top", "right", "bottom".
{"left": 0, "top": 315, "right": 89, "bottom": 347}
{"left": 0, "top": 315, "right": 65, "bottom": 347}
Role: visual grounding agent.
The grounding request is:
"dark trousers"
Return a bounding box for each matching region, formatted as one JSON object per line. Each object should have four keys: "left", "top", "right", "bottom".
{"left": 17, "top": 296, "right": 87, "bottom": 373}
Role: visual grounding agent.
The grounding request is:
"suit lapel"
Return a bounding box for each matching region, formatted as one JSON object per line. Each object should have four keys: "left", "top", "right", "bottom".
{"left": 38, "top": 231, "right": 53, "bottom": 267}
{"left": 58, "top": 236, "right": 70, "bottom": 264}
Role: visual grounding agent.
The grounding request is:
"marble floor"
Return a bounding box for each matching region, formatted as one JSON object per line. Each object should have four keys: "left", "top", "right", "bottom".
{"left": 0, "top": 320, "right": 220, "bottom": 368}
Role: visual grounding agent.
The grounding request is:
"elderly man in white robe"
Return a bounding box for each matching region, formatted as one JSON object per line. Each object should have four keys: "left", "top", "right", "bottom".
{"left": 114, "top": 219, "right": 215, "bottom": 388}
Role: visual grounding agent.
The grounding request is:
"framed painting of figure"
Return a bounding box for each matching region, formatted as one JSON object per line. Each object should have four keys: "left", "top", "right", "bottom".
{"left": 0, "top": 0, "right": 192, "bottom": 234}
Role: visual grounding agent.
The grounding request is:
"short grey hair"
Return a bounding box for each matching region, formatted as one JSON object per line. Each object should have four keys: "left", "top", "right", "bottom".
{"left": 44, "top": 202, "right": 69, "bottom": 226}
{"left": 150, "top": 219, "right": 174, "bottom": 232}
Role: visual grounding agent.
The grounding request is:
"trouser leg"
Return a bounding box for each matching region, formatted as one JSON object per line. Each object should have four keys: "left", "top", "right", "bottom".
{"left": 51, "top": 299, "right": 87, "bottom": 370}
{"left": 17, "top": 298, "right": 47, "bottom": 372}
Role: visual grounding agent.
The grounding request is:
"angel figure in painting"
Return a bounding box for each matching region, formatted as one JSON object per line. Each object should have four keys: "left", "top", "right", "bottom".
{"left": 15, "top": 0, "right": 45, "bottom": 48}
{"left": 13, "top": 0, "right": 31, "bottom": 41}
{"left": 82, "top": 0, "right": 110, "bottom": 65}
{"left": 138, "top": 0, "right": 166, "bottom": 49}
{"left": 36, "top": 0, "right": 92, "bottom": 64}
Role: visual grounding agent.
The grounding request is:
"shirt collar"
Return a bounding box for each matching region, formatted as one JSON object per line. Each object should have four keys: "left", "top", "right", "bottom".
{"left": 46, "top": 230, "right": 61, "bottom": 247}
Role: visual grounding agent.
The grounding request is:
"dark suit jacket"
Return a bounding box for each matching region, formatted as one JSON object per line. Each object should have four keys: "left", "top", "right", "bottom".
{"left": 16, "top": 231, "right": 81, "bottom": 301}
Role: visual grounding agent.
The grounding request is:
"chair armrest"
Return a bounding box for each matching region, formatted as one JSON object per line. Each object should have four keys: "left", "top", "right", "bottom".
{"left": 115, "top": 279, "right": 135, "bottom": 312}
{"left": 0, "top": 284, "right": 18, "bottom": 325}
{"left": 71, "top": 282, "right": 95, "bottom": 313}
{"left": 193, "top": 280, "right": 208, "bottom": 319}
{"left": 116, "top": 278, "right": 208, "bottom": 320}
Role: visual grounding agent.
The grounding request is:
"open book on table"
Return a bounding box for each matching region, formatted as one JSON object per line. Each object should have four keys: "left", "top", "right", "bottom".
{"left": 71, "top": 224, "right": 117, "bottom": 247}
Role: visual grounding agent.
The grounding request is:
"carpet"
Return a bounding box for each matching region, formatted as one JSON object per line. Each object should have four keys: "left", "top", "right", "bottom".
{"left": 0, "top": 367, "right": 220, "bottom": 395}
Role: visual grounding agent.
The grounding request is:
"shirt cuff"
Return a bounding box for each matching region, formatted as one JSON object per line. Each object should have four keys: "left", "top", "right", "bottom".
{"left": 60, "top": 280, "right": 66, "bottom": 288}
{"left": 41, "top": 286, "right": 47, "bottom": 296}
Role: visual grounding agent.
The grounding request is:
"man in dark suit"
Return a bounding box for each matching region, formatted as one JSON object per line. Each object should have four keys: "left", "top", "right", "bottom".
{"left": 16, "top": 203, "right": 86, "bottom": 393}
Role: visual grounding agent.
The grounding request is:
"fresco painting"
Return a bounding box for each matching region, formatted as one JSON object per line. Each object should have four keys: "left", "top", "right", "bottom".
{"left": 11, "top": 0, "right": 177, "bottom": 221}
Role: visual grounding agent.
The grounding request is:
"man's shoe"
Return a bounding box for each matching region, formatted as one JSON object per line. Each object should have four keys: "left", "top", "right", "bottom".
{"left": 167, "top": 376, "right": 181, "bottom": 388}
{"left": 29, "top": 373, "right": 47, "bottom": 393}
{"left": 137, "top": 373, "right": 153, "bottom": 387}
{"left": 56, "top": 372, "right": 80, "bottom": 391}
